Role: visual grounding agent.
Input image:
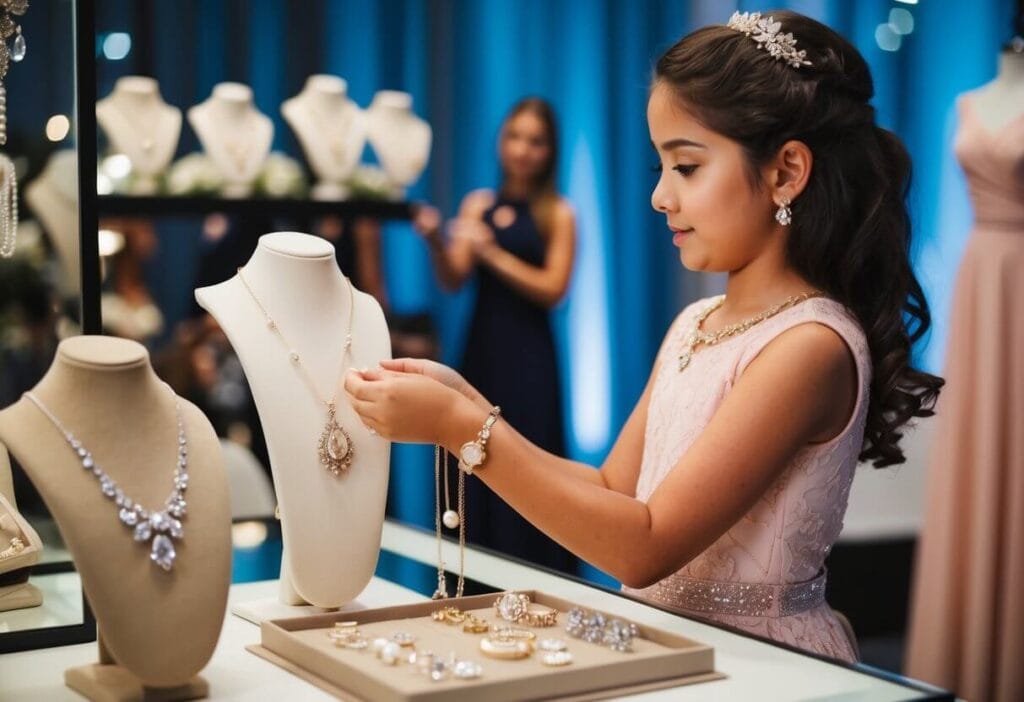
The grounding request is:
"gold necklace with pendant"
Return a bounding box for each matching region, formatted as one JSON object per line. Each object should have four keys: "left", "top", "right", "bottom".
{"left": 237, "top": 267, "right": 357, "bottom": 475}
{"left": 678, "top": 291, "right": 824, "bottom": 372}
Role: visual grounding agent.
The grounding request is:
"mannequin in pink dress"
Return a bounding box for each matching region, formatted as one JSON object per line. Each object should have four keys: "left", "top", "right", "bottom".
{"left": 906, "top": 36, "right": 1024, "bottom": 702}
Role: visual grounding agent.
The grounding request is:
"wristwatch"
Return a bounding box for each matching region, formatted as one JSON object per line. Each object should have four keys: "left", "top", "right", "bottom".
{"left": 458, "top": 406, "right": 501, "bottom": 475}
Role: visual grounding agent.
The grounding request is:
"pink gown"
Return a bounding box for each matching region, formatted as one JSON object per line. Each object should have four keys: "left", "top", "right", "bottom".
{"left": 905, "top": 95, "right": 1024, "bottom": 702}
{"left": 622, "top": 296, "right": 869, "bottom": 662}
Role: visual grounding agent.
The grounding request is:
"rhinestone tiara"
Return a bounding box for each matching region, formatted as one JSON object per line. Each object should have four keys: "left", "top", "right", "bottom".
{"left": 727, "top": 11, "right": 812, "bottom": 69}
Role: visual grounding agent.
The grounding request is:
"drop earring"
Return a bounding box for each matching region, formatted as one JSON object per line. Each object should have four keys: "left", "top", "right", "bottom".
{"left": 775, "top": 197, "right": 792, "bottom": 226}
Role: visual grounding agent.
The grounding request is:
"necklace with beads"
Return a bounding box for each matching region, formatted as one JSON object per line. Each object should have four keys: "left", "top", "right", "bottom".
{"left": 678, "top": 291, "right": 825, "bottom": 372}
{"left": 24, "top": 384, "right": 189, "bottom": 572}
{"left": 432, "top": 444, "right": 466, "bottom": 599}
{"left": 237, "top": 267, "right": 357, "bottom": 475}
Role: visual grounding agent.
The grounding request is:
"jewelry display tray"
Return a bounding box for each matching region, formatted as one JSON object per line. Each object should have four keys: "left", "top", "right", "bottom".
{"left": 247, "top": 590, "right": 723, "bottom": 701}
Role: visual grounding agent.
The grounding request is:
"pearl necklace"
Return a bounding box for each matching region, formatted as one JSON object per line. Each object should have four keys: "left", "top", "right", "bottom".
{"left": 432, "top": 445, "right": 465, "bottom": 599}
{"left": 678, "top": 291, "right": 825, "bottom": 371}
{"left": 24, "top": 385, "right": 189, "bottom": 572}
{"left": 236, "top": 267, "right": 357, "bottom": 475}
{"left": 0, "top": 153, "right": 17, "bottom": 258}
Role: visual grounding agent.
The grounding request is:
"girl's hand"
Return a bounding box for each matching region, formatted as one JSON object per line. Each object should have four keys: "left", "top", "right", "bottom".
{"left": 376, "top": 358, "right": 469, "bottom": 396}
{"left": 344, "top": 367, "right": 468, "bottom": 444}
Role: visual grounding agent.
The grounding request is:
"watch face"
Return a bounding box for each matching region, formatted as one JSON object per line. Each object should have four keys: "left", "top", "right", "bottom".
{"left": 460, "top": 441, "right": 483, "bottom": 467}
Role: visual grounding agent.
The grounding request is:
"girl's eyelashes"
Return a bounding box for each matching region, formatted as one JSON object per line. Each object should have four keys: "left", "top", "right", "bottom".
{"left": 650, "top": 163, "right": 700, "bottom": 176}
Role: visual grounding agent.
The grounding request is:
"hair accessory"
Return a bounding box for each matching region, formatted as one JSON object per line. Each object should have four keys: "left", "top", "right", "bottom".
{"left": 727, "top": 11, "right": 811, "bottom": 69}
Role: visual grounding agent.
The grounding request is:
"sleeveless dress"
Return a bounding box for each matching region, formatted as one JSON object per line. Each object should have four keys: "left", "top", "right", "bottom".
{"left": 906, "top": 96, "right": 1024, "bottom": 702}
{"left": 460, "top": 195, "right": 577, "bottom": 574}
{"left": 622, "top": 296, "right": 871, "bottom": 662}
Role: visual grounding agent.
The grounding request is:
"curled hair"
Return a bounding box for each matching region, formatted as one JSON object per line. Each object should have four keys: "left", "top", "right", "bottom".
{"left": 655, "top": 11, "right": 943, "bottom": 466}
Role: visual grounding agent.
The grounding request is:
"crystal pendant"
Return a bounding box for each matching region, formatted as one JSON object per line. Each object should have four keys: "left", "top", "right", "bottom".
{"left": 677, "top": 349, "right": 693, "bottom": 371}
{"left": 150, "top": 534, "right": 176, "bottom": 571}
{"left": 328, "top": 426, "right": 349, "bottom": 461}
{"left": 11, "top": 33, "right": 24, "bottom": 62}
{"left": 317, "top": 408, "right": 354, "bottom": 475}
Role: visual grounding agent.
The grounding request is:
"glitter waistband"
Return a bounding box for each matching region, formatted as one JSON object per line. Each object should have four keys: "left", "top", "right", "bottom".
{"left": 649, "top": 568, "right": 827, "bottom": 618}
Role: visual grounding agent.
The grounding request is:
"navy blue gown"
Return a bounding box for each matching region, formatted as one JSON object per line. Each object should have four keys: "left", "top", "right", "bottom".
{"left": 459, "top": 195, "right": 578, "bottom": 575}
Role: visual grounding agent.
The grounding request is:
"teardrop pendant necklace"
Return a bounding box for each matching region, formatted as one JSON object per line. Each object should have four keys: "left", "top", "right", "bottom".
{"left": 236, "top": 267, "right": 357, "bottom": 475}
{"left": 24, "top": 383, "right": 188, "bottom": 572}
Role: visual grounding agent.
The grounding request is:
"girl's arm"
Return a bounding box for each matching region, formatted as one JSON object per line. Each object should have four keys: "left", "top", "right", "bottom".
{"left": 353, "top": 323, "right": 854, "bottom": 588}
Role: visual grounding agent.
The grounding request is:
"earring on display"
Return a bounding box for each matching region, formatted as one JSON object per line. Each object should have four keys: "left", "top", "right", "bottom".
{"left": 775, "top": 196, "right": 793, "bottom": 226}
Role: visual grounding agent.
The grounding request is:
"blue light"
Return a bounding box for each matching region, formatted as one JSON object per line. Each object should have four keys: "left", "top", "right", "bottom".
{"left": 102, "top": 32, "right": 132, "bottom": 61}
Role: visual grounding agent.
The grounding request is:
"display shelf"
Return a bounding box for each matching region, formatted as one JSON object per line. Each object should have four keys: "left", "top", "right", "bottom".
{"left": 97, "top": 195, "right": 415, "bottom": 220}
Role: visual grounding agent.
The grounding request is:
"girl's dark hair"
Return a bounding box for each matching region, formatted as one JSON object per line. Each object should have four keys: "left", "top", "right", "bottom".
{"left": 655, "top": 11, "right": 943, "bottom": 467}
{"left": 499, "top": 97, "right": 560, "bottom": 237}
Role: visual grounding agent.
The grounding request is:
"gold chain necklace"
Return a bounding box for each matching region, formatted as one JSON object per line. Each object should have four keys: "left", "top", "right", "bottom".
{"left": 237, "top": 267, "right": 357, "bottom": 475}
{"left": 432, "top": 445, "right": 466, "bottom": 599}
{"left": 678, "top": 291, "right": 824, "bottom": 372}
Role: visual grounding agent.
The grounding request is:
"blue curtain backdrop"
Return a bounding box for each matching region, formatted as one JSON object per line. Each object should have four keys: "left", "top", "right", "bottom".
{"left": 95, "top": 0, "right": 1016, "bottom": 584}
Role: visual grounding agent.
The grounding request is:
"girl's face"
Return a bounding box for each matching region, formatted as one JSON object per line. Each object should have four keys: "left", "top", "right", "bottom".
{"left": 499, "top": 110, "right": 552, "bottom": 183}
{"left": 648, "top": 81, "right": 777, "bottom": 272}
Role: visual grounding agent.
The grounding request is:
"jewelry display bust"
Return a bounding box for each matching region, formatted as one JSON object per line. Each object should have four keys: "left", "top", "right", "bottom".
{"left": 96, "top": 76, "right": 182, "bottom": 194}
{"left": 0, "top": 486, "right": 43, "bottom": 612}
{"left": 187, "top": 82, "right": 273, "bottom": 198}
{"left": 0, "top": 336, "right": 230, "bottom": 699}
{"left": 24, "top": 149, "right": 79, "bottom": 296}
{"left": 282, "top": 75, "right": 367, "bottom": 200}
{"left": 365, "top": 90, "right": 431, "bottom": 195}
{"left": 195, "top": 232, "right": 390, "bottom": 610}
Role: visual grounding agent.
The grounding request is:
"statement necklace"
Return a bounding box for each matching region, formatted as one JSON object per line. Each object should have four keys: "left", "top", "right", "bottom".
{"left": 24, "top": 384, "right": 189, "bottom": 572}
{"left": 237, "top": 267, "right": 357, "bottom": 475}
{"left": 678, "top": 291, "right": 824, "bottom": 371}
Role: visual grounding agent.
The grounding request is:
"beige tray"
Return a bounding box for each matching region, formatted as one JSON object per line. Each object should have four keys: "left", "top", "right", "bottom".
{"left": 249, "top": 590, "right": 724, "bottom": 702}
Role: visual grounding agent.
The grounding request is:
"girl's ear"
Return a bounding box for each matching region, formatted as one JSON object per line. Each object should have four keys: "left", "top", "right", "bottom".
{"left": 765, "top": 140, "right": 812, "bottom": 204}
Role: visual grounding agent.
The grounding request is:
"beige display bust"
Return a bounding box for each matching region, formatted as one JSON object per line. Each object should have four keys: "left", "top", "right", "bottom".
{"left": 0, "top": 336, "right": 231, "bottom": 700}
{"left": 187, "top": 82, "right": 273, "bottom": 198}
{"left": 365, "top": 90, "right": 431, "bottom": 196}
{"left": 25, "top": 149, "right": 80, "bottom": 297}
{"left": 195, "top": 232, "right": 390, "bottom": 617}
{"left": 97, "top": 76, "right": 182, "bottom": 194}
{"left": 281, "top": 74, "right": 367, "bottom": 201}
{"left": 0, "top": 467, "right": 44, "bottom": 612}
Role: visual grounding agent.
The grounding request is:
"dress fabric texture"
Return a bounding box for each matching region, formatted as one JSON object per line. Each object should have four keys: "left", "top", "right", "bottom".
{"left": 460, "top": 195, "right": 577, "bottom": 575}
{"left": 622, "top": 296, "right": 872, "bottom": 662}
{"left": 905, "top": 96, "right": 1024, "bottom": 702}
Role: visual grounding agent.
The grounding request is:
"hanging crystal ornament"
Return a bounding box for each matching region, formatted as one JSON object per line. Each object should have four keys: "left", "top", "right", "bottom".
{"left": 0, "top": 0, "right": 30, "bottom": 147}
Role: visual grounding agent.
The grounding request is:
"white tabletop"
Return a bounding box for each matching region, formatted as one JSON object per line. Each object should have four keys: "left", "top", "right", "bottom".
{"left": 0, "top": 521, "right": 949, "bottom": 701}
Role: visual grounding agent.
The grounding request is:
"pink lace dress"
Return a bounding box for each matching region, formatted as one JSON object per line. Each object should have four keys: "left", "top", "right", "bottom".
{"left": 622, "top": 296, "right": 870, "bottom": 662}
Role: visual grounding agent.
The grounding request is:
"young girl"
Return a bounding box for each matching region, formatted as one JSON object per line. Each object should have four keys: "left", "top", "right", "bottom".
{"left": 344, "top": 11, "right": 942, "bottom": 661}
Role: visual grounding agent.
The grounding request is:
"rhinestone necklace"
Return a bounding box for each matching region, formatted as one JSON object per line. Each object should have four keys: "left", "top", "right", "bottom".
{"left": 432, "top": 445, "right": 465, "bottom": 599}
{"left": 0, "top": 153, "right": 17, "bottom": 259}
{"left": 678, "top": 291, "right": 825, "bottom": 371}
{"left": 24, "top": 384, "right": 188, "bottom": 572}
{"left": 236, "top": 266, "right": 356, "bottom": 475}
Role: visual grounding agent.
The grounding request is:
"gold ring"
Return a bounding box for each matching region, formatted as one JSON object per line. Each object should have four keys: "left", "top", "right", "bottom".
{"left": 479, "top": 637, "right": 531, "bottom": 660}
{"left": 462, "top": 613, "right": 490, "bottom": 634}
{"left": 520, "top": 605, "right": 558, "bottom": 627}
